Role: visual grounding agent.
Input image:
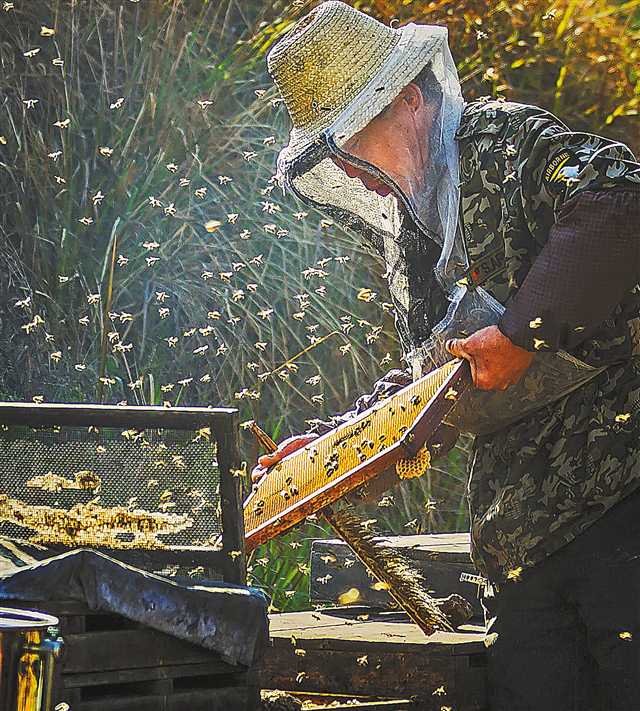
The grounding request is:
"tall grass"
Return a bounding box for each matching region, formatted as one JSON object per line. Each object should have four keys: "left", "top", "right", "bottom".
{"left": 1, "top": 0, "right": 638, "bottom": 612}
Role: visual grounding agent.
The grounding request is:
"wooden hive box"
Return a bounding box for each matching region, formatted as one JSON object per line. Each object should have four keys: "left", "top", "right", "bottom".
{"left": 310, "top": 532, "right": 484, "bottom": 618}
{"left": 0, "top": 402, "right": 264, "bottom": 711}
{"left": 260, "top": 607, "right": 488, "bottom": 710}
{"left": 3, "top": 599, "right": 259, "bottom": 711}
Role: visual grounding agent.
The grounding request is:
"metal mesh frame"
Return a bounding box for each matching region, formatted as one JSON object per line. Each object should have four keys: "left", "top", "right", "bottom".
{"left": 0, "top": 403, "right": 245, "bottom": 584}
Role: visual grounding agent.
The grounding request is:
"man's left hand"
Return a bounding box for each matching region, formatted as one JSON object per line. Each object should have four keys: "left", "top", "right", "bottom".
{"left": 446, "top": 325, "right": 534, "bottom": 391}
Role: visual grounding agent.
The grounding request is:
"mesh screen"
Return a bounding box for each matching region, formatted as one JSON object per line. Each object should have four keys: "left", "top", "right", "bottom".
{"left": 0, "top": 424, "right": 222, "bottom": 550}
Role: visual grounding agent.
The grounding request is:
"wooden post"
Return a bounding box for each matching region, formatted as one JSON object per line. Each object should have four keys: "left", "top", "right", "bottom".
{"left": 216, "top": 410, "right": 246, "bottom": 585}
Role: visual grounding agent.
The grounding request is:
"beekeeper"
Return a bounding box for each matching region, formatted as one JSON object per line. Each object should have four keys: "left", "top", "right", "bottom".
{"left": 252, "top": 2, "right": 640, "bottom": 708}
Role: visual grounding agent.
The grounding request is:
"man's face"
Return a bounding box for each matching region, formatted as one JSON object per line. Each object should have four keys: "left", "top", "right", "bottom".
{"left": 330, "top": 83, "right": 428, "bottom": 200}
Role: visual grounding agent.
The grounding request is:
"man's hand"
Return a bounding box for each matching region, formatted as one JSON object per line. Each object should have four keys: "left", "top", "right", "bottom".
{"left": 250, "top": 433, "right": 319, "bottom": 486}
{"left": 446, "top": 325, "right": 534, "bottom": 391}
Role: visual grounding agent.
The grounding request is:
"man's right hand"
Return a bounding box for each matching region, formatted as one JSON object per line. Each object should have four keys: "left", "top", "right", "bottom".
{"left": 250, "top": 433, "right": 319, "bottom": 486}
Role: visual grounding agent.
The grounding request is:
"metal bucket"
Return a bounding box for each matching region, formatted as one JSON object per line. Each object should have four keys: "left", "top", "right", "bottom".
{"left": 0, "top": 608, "right": 63, "bottom": 711}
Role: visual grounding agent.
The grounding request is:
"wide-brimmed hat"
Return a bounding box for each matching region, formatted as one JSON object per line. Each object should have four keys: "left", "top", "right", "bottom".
{"left": 267, "top": 1, "right": 448, "bottom": 166}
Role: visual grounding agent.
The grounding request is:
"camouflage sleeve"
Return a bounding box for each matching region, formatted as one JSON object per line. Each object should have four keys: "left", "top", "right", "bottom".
{"left": 303, "top": 367, "right": 412, "bottom": 436}
{"left": 497, "top": 109, "right": 640, "bottom": 351}
{"left": 511, "top": 108, "right": 640, "bottom": 239}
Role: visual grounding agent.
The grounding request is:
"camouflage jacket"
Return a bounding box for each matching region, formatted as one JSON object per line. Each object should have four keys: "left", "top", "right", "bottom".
{"left": 454, "top": 100, "right": 640, "bottom": 584}
{"left": 309, "top": 99, "right": 640, "bottom": 585}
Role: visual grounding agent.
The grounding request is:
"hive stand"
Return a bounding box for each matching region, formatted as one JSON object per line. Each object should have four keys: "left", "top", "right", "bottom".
{"left": 260, "top": 533, "right": 488, "bottom": 710}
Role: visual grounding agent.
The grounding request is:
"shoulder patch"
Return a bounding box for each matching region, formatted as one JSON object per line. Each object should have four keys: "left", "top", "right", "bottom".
{"left": 543, "top": 148, "right": 582, "bottom": 188}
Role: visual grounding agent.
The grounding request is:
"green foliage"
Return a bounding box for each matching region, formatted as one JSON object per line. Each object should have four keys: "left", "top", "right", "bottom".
{"left": 1, "top": 0, "right": 637, "bottom": 612}
{"left": 366, "top": 0, "right": 640, "bottom": 153}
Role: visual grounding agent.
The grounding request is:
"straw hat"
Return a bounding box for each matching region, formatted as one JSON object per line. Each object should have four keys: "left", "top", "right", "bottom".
{"left": 267, "top": 1, "right": 447, "bottom": 165}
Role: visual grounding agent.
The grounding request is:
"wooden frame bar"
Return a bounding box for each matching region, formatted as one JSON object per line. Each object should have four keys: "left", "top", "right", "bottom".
{"left": 0, "top": 402, "right": 246, "bottom": 585}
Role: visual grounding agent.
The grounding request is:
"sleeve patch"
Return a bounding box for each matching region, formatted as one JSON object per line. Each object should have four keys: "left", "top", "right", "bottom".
{"left": 543, "top": 149, "right": 582, "bottom": 187}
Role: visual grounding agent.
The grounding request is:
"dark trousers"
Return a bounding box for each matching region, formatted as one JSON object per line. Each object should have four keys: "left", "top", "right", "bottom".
{"left": 480, "top": 487, "right": 640, "bottom": 711}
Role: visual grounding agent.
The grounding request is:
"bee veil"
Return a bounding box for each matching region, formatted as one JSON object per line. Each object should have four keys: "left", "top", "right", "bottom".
{"left": 266, "top": 3, "right": 482, "bottom": 367}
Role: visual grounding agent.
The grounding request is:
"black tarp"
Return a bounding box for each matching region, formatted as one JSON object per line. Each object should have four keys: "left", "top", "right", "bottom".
{"left": 0, "top": 547, "right": 270, "bottom": 667}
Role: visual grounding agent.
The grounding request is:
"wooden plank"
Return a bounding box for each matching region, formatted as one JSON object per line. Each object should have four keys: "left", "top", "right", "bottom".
{"left": 216, "top": 413, "right": 247, "bottom": 585}
{"left": 259, "top": 647, "right": 480, "bottom": 710}
{"left": 278, "top": 695, "right": 416, "bottom": 711}
{"left": 268, "top": 609, "right": 486, "bottom": 655}
{"left": 310, "top": 534, "right": 483, "bottom": 617}
{"left": 62, "top": 629, "right": 224, "bottom": 673}
{"left": 63, "top": 661, "right": 242, "bottom": 688}
{"left": 6, "top": 545, "right": 228, "bottom": 579}
{"left": 74, "top": 685, "right": 256, "bottom": 711}
{"left": 0, "top": 401, "right": 237, "bottom": 431}
{"left": 106, "top": 546, "right": 227, "bottom": 579}
{"left": 316, "top": 533, "right": 473, "bottom": 561}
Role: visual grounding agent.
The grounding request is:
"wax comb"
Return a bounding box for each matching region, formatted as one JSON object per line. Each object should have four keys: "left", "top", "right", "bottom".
{"left": 244, "top": 359, "right": 471, "bottom": 551}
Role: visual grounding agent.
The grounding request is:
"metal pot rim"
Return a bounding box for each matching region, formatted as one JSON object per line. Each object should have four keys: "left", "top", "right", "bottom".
{"left": 0, "top": 607, "right": 59, "bottom": 631}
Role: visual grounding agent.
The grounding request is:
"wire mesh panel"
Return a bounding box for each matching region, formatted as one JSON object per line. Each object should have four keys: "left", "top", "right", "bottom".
{"left": 0, "top": 404, "right": 244, "bottom": 582}
{"left": 0, "top": 425, "right": 221, "bottom": 550}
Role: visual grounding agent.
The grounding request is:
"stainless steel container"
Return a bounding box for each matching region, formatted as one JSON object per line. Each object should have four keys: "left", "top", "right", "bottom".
{"left": 0, "top": 608, "right": 63, "bottom": 711}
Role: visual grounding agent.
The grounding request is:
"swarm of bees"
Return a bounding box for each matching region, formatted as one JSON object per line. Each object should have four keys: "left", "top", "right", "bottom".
{"left": 0, "top": 2, "right": 470, "bottom": 612}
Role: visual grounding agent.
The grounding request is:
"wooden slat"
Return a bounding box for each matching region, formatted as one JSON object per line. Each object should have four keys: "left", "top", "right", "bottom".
{"left": 104, "top": 546, "right": 227, "bottom": 578}
{"left": 261, "top": 610, "right": 487, "bottom": 710}
{"left": 63, "top": 661, "right": 242, "bottom": 688}
{"left": 260, "top": 648, "right": 483, "bottom": 710}
{"left": 62, "top": 629, "right": 221, "bottom": 673}
{"left": 277, "top": 695, "right": 417, "bottom": 710}
{"left": 0, "top": 401, "right": 237, "bottom": 430}
{"left": 216, "top": 414, "right": 247, "bottom": 585}
{"left": 309, "top": 533, "right": 483, "bottom": 617}
{"left": 268, "top": 609, "right": 486, "bottom": 654}
{"left": 75, "top": 685, "right": 256, "bottom": 711}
